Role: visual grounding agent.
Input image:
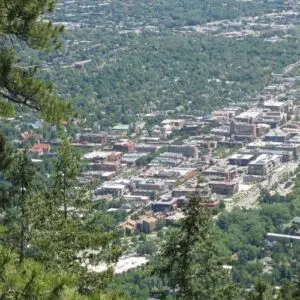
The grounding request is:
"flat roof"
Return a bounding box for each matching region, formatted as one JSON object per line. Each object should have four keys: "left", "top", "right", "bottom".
{"left": 228, "top": 154, "right": 254, "bottom": 160}
{"left": 236, "top": 110, "right": 262, "bottom": 119}
{"left": 84, "top": 151, "right": 122, "bottom": 159}
{"left": 267, "top": 233, "right": 300, "bottom": 241}
{"left": 101, "top": 184, "right": 126, "bottom": 189}
{"left": 264, "top": 100, "right": 285, "bottom": 107}
{"left": 204, "top": 165, "right": 237, "bottom": 172}
{"left": 112, "top": 124, "right": 130, "bottom": 130}
{"left": 249, "top": 154, "right": 281, "bottom": 165}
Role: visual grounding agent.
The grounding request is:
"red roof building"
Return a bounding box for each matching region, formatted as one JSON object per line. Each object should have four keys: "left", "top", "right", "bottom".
{"left": 30, "top": 143, "right": 51, "bottom": 156}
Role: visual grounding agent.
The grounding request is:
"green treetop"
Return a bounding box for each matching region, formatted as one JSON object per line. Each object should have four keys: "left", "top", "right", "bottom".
{"left": 0, "top": 0, "right": 71, "bottom": 122}
{"left": 156, "top": 186, "right": 239, "bottom": 300}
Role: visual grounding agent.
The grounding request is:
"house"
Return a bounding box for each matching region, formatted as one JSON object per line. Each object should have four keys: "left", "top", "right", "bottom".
{"left": 21, "top": 131, "right": 41, "bottom": 142}
{"left": 141, "top": 216, "right": 157, "bottom": 233}
{"left": 29, "top": 143, "right": 51, "bottom": 157}
{"left": 121, "top": 219, "right": 137, "bottom": 235}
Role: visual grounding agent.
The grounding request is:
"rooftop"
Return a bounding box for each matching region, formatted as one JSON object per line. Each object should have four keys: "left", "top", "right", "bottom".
{"left": 236, "top": 110, "right": 262, "bottom": 119}
{"left": 228, "top": 153, "right": 254, "bottom": 160}
{"left": 249, "top": 154, "right": 281, "bottom": 166}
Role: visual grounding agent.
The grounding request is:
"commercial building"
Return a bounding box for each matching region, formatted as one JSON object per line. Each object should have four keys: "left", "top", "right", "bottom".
{"left": 86, "top": 162, "right": 120, "bottom": 172}
{"left": 78, "top": 133, "right": 107, "bottom": 144}
{"left": 121, "top": 153, "right": 149, "bottom": 166}
{"left": 136, "top": 144, "right": 160, "bottom": 153}
{"left": 150, "top": 152, "right": 185, "bottom": 167}
{"left": 113, "top": 140, "right": 136, "bottom": 153}
{"left": 228, "top": 154, "right": 255, "bottom": 166}
{"left": 154, "top": 168, "right": 197, "bottom": 182}
{"left": 263, "top": 131, "right": 291, "bottom": 143}
{"left": 263, "top": 100, "right": 286, "bottom": 112}
{"left": 235, "top": 110, "right": 262, "bottom": 123}
{"left": 95, "top": 183, "right": 127, "bottom": 198}
{"left": 123, "top": 195, "right": 150, "bottom": 206}
{"left": 172, "top": 187, "right": 196, "bottom": 198}
{"left": 138, "top": 179, "right": 166, "bottom": 191}
{"left": 247, "top": 141, "right": 300, "bottom": 159}
{"left": 161, "top": 119, "right": 185, "bottom": 129}
{"left": 230, "top": 121, "right": 257, "bottom": 141}
{"left": 131, "top": 190, "right": 158, "bottom": 200}
{"left": 152, "top": 199, "right": 178, "bottom": 212}
{"left": 168, "top": 145, "right": 198, "bottom": 158}
{"left": 203, "top": 165, "right": 237, "bottom": 181}
{"left": 84, "top": 151, "right": 123, "bottom": 162}
{"left": 111, "top": 124, "right": 130, "bottom": 135}
{"left": 248, "top": 154, "right": 281, "bottom": 176}
{"left": 209, "top": 180, "right": 239, "bottom": 196}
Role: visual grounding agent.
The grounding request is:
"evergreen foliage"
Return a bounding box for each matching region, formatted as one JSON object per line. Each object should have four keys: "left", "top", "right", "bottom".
{"left": 157, "top": 186, "right": 238, "bottom": 299}
{"left": 0, "top": 0, "right": 71, "bottom": 122}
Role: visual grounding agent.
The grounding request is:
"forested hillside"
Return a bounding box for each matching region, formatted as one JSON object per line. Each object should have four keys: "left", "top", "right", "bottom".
{"left": 18, "top": 0, "right": 298, "bottom": 127}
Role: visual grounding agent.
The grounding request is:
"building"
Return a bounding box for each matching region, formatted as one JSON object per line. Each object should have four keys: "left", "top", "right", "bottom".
{"left": 203, "top": 165, "right": 237, "bottom": 181}
{"left": 121, "top": 219, "right": 137, "bottom": 235}
{"left": 235, "top": 110, "right": 262, "bottom": 123}
{"left": 138, "top": 179, "right": 166, "bottom": 191}
{"left": 150, "top": 152, "right": 185, "bottom": 167}
{"left": 230, "top": 121, "right": 257, "bottom": 141}
{"left": 78, "top": 133, "right": 107, "bottom": 144}
{"left": 136, "top": 144, "right": 160, "bottom": 153}
{"left": 113, "top": 140, "right": 136, "bottom": 153}
{"left": 95, "top": 183, "right": 126, "bottom": 198}
{"left": 121, "top": 153, "right": 149, "bottom": 166}
{"left": 172, "top": 187, "right": 196, "bottom": 198}
{"left": 21, "top": 131, "right": 41, "bottom": 141}
{"left": 263, "top": 100, "right": 286, "bottom": 112}
{"left": 228, "top": 154, "right": 255, "bottom": 166}
{"left": 86, "top": 162, "right": 120, "bottom": 172}
{"left": 152, "top": 199, "right": 178, "bottom": 212}
{"left": 263, "top": 131, "right": 291, "bottom": 143}
{"left": 154, "top": 168, "right": 197, "bottom": 182}
{"left": 84, "top": 151, "right": 123, "bottom": 162}
{"left": 131, "top": 190, "right": 158, "bottom": 200}
{"left": 242, "top": 148, "right": 293, "bottom": 163}
{"left": 160, "top": 119, "right": 185, "bottom": 129}
{"left": 266, "top": 233, "right": 300, "bottom": 243}
{"left": 141, "top": 216, "right": 157, "bottom": 233}
{"left": 248, "top": 154, "right": 281, "bottom": 176}
{"left": 111, "top": 124, "right": 130, "bottom": 135}
{"left": 123, "top": 195, "right": 150, "bottom": 206}
{"left": 168, "top": 145, "right": 198, "bottom": 158}
{"left": 209, "top": 181, "right": 239, "bottom": 196}
{"left": 29, "top": 143, "right": 51, "bottom": 157}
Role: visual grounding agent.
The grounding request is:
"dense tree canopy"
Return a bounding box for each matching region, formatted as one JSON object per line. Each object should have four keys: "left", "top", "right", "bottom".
{"left": 0, "top": 0, "right": 70, "bottom": 122}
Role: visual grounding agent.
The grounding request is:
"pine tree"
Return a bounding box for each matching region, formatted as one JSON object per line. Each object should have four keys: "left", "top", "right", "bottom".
{"left": 245, "top": 279, "right": 274, "bottom": 300}
{"left": 0, "top": 132, "right": 13, "bottom": 208}
{"left": 0, "top": 0, "right": 71, "bottom": 122}
{"left": 0, "top": 149, "right": 38, "bottom": 263}
{"left": 157, "top": 186, "right": 239, "bottom": 300}
{"left": 28, "top": 139, "right": 122, "bottom": 292}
